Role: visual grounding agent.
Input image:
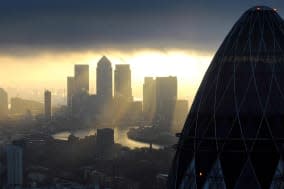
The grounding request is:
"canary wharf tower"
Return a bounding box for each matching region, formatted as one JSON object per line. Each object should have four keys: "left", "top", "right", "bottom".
{"left": 169, "top": 6, "right": 284, "bottom": 189}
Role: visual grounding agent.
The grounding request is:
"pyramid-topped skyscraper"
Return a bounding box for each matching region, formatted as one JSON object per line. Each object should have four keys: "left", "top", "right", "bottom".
{"left": 169, "top": 6, "right": 284, "bottom": 189}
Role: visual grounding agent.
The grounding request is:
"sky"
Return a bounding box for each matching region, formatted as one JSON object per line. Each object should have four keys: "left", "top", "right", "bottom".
{"left": 0, "top": 0, "right": 284, "bottom": 104}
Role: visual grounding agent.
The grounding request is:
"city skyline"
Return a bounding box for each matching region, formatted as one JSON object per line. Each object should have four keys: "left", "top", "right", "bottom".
{"left": 0, "top": 51, "right": 210, "bottom": 104}
{"left": 0, "top": 53, "right": 203, "bottom": 107}
{"left": 1, "top": 2, "right": 283, "bottom": 189}
{"left": 1, "top": 1, "right": 284, "bottom": 105}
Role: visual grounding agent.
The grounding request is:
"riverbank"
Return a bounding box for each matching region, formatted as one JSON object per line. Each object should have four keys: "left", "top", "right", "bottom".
{"left": 52, "top": 127, "right": 164, "bottom": 149}
{"left": 127, "top": 127, "right": 177, "bottom": 146}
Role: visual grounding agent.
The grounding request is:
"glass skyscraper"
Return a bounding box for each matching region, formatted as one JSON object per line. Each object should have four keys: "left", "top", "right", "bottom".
{"left": 169, "top": 6, "right": 284, "bottom": 189}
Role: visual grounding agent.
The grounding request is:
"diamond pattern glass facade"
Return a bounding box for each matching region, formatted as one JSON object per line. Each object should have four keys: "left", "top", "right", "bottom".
{"left": 169, "top": 6, "right": 284, "bottom": 189}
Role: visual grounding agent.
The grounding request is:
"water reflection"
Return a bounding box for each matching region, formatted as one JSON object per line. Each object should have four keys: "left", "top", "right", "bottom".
{"left": 52, "top": 127, "right": 163, "bottom": 149}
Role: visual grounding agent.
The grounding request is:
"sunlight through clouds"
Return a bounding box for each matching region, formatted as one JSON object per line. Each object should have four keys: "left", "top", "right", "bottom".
{"left": 0, "top": 49, "right": 212, "bottom": 105}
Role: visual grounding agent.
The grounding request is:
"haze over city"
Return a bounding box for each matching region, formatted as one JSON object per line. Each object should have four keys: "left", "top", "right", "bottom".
{"left": 1, "top": 0, "right": 284, "bottom": 106}
{"left": 1, "top": 1, "right": 284, "bottom": 189}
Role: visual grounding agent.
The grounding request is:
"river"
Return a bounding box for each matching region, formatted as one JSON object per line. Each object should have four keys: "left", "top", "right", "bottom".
{"left": 52, "top": 127, "right": 163, "bottom": 149}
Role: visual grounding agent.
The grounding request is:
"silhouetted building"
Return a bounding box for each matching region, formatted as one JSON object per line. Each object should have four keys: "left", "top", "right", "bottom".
{"left": 114, "top": 64, "right": 132, "bottom": 101}
{"left": 0, "top": 88, "right": 8, "bottom": 119}
{"left": 97, "top": 56, "right": 113, "bottom": 102}
{"left": 96, "top": 128, "right": 114, "bottom": 150}
{"left": 44, "top": 90, "right": 51, "bottom": 120}
{"left": 67, "top": 76, "right": 75, "bottom": 107}
{"left": 143, "top": 77, "right": 156, "bottom": 122}
{"left": 72, "top": 65, "right": 89, "bottom": 114}
{"left": 10, "top": 97, "right": 43, "bottom": 116}
{"left": 74, "top": 64, "right": 89, "bottom": 95}
{"left": 6, "top": 145, "right": 23, "bottom": 187}
{"left": 169, "top": 6, "right": 284, "bottom": 189}
{"left": 155, "top": 76, "right": 177, "bottom": 130}
{"left": 173, "top": 100, "right": 188, "bottom": 132}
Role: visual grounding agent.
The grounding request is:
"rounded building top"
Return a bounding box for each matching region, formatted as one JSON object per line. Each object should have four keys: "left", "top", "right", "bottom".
{"left": 169, "top": 5, "right": 284, "bottom": 189}
{"left": 248, "top": 6, "right": 277, "bottom": 12}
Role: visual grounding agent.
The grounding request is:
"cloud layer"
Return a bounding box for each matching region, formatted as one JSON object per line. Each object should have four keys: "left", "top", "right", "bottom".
{"left": 0, "top": 0, "right": 283, "bottom": 54}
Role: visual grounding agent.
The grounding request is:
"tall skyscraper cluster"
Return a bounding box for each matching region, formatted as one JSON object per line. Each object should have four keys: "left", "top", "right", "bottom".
{"left": 66, "top": 56, "right": 188, "bottom": 129}
{"left": 67, "top": 56, "right": 138, "bottom": 124}
{"left": 143, "top": 76, "right": 188, "bottom": 130}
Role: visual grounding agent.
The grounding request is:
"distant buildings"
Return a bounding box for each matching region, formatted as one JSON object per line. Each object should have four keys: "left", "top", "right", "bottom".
{"left": 71, "top": 65, "right": 90, "bottom": 114}
{"left": 143, "top": 76, "right": 187, "bottom": 130}
{"left": 74, "top": 64, "right": 89, "bottom": 95}
{"left": 44, "top": 90, "right": 52, "bottom": 120}
{"left": 0, "top": 88, "right": 8, "bottom": 119}
{"left": 6, "top": 145, "right": 23, "bottom": 187}
{"left": 155, "top": 76, "right": 177, "bottom": 129}
{"left": 67, "top": 76, "right": 75, "bottom": 107}
{"left": 96, "top": 56, "right": 113, "bottom": 102}
{"left": 173, "top": 100, "right": 188, "bottom": 131}
{"left": 10, "top": 97, "right": 43, "bottom": 116}
{"left": 114, "top": 64, "right": 132, "bottom": 101}
{"left": 64, "top": 57, "right": 188, "bottom": 130}
{"left": 143, "top": 77, "right": 156, "bottom": 122}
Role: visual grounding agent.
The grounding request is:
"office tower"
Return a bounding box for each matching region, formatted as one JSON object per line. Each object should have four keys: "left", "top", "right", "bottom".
{"left": 114, "top": 64, "right": 132, "bottom": 101}
{"left": 96, "top": 56, "right": 113, "bottom": 102}
{"left": 169, "top": 6, "right": 284, "bottom": 189}
{"left": 143, "top": 77, "right": 156, "bottom": 122}
{"left": 0, "top": 88, "right": 8, "bottom": 119}
{"left": 6, "top": 145, "right": 23, "bottom": 187}
{"left": 44, "top": 90, "right": 51, "bottom": 120}
{"left": 67, "top": 76, "right": 75, "bottom": 107}
{"left": 74, "top": 64, "right": 89, "bottom": 95}
{"left": 155, "top": 76, "right": 177, "bottom": 129}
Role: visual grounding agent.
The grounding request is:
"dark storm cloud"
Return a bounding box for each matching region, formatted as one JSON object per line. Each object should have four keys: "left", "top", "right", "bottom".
{"left": 0, "top": 0, "right": 284, "bottom": 54}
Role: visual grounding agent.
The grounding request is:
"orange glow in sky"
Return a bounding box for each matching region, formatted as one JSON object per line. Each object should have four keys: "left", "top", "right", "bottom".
{"left": 0, "top": 49, "right": 213, "bottom": 105}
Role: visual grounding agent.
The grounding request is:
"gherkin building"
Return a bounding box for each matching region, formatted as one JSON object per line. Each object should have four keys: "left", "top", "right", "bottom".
{"left": 168, "top": 6, "right": 284, "bottom": 189}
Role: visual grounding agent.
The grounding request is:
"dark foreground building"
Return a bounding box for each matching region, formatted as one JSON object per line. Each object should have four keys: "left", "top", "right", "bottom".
{"left": 169, "top": 6, "right": 284, "bottom": 189}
